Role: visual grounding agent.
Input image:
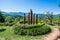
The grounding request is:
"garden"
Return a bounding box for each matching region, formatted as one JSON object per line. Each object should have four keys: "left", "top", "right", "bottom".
{"left": 0, "top": 10, "right": 60, "bottom": 40}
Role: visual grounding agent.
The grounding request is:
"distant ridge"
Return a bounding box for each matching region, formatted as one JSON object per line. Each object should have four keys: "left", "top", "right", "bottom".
{"left": 1, "top": 12, "right": 60, "bottom": 18}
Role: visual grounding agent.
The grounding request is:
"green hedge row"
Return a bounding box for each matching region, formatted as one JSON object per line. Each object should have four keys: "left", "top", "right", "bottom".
{"left": 0, "top": 22, "right": 14, "bottom": 26}
{"left": 13, "top": 24, "right": 51, "bottom": 36}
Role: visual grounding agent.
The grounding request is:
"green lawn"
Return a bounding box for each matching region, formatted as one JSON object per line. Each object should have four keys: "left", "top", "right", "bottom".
{"left": 0, "top": 26, "right": 47, "bottom": 40}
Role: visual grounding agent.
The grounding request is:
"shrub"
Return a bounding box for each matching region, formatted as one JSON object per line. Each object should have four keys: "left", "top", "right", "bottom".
{"left": 20, "top": 20, "right": 27, "bottom": 24}
{"left": 0, "top": 22, "right": 14, "bottom": 26}
{"left": 0, "top": 11, "right": 5, "bottom": 22}
{"left": 0, "top": 23, "right": 4, "bottom": 26}
{"left": 13, "top": 24, "right": 51, "bottom": 36}
{"left": 0, "top": 28, "right": 6, "bottom": 32}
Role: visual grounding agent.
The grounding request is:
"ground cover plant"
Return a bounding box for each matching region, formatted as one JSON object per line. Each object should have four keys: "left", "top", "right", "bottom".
{"left": 0, "top": 26, "right": 48, "bottom": 40}
{"left": 14, "top": 24, "right": 51, "bottom": 36}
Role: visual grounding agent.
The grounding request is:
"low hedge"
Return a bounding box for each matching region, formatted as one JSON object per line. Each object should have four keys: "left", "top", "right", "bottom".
{"left": 0, "top": 22, "right": 14, "bottom": 26}
{"left": 13, "top": 24, "right": 51, "bottom": 36}
{"left": 0, "top": 28, "right": 6, "bottom": 32}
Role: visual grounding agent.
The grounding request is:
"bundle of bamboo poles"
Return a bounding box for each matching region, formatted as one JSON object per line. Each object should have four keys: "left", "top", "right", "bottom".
{"left": 23, "top": 9, "right": 39, "bottom": 25}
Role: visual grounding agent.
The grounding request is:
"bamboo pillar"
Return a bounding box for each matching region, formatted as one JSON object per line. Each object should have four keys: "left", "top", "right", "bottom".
{"left": 33, "top": 14, "right": 35, "bottom": 24}
{"left": 36, "top": 14, "right": 38, "bottom": 24}
{"left": 24, "top": 13, "right": 26, "bottom": 24}
{"left": 30, "top": 9, "right": 33, "bottom": 24}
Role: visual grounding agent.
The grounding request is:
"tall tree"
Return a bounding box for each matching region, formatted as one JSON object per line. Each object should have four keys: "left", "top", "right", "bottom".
{"left": 0, "top": 11, "right": 5, "bottom": 22}
{"left": 53, "top": 16, "right": 60, "bottom": 25}
{"left": 46, "top": 12, "right": 53, "bottom": 24}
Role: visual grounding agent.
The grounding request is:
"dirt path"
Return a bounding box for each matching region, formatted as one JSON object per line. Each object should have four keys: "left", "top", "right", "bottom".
{"left": 42, "top": 28, "right": 60, "bottom": 40}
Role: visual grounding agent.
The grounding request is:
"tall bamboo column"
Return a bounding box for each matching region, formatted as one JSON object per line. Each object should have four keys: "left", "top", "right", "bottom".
{"left": 30, "top": 9, "right": 33, "bottom": 24}
{"left": 33, "top": 14, "right": 35, "bottom": 24}
{"left": 36, "top": 14, "right": 38, "bottom": 24}
{"left": 28, "top": 13, "right": 30, "bottom": 24}
{"left": 24, "top": 13, "right": 26, "bottom": 24}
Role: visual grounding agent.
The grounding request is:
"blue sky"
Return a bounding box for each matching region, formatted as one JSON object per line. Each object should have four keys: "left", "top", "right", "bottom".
{"left": 0, "top": 0, "right": 60, "bottom": 14}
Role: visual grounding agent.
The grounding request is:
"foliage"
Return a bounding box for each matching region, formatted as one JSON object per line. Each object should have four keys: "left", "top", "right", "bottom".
{"left": 0, "top": 22, "right": 14, "bottom": 26}
{"left": 5, "top": 16, "right": 15, "bottom": 23}
{"left": 13, "top": 24, "right": 51, "bottom": 36}
{"left": 0, "top": 28, "right": 6, "bottom": 32}
{"left": 46, "top": 12, "right": 53, "bottom": 24}
{"left": 0, "top": 11, "right": 5, "bottom": 22}
{"left": 0, "top": 26, "right": 46, "bottom": 40}
{"left": 20, "top": 20, "right": 27, "bottom": 24}
{"left": 5, "top": 15, "right": 21, "bottom": 23}
{"left": 53, "top": 16, "right": 60, "bottom": 24}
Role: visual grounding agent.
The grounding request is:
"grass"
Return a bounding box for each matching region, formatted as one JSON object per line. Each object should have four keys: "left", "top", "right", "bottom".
{"left": 0, "top": 26, "right": 47, "bottom": 40}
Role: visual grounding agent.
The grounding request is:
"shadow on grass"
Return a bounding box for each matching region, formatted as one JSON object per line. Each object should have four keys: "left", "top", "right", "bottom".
{"left": 0, "top": 28, "right": 6, "bottom": 32}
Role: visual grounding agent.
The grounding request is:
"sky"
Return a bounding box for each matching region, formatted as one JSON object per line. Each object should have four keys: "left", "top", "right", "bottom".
{"left": 0, "top": 0, "right": 60, "bottom": 14}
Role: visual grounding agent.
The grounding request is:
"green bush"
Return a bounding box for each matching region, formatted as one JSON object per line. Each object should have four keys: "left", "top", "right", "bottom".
{"left": 0, "top": 28, "right": 6, "bottom": 32}
{"left": 0, "top": 23, "right": 4, "bottom": 26}
{"left": 13, "top": 24, "right": 51, "bottom": 36}
{"left": 20, "top": 20, "right": 27, "bottom": 24}
{"left": 0, "top": 22, "right": 14, "bottom": 26}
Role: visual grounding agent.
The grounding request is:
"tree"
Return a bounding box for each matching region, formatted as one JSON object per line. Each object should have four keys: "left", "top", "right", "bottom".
{"left": 46, "top": 12, "right": 53, "bottom": 24}
{"left": 53, "top": 16, "right": 60, "bottom": 24}
{"left": 5, "top": 16, "right": 15, "bottom": 23}
{"left": 0, "top": 11, "right": 5, "bottom": 22}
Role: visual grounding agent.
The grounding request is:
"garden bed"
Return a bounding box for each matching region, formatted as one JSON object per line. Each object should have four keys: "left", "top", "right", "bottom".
{"left": 14, "top": 24, "right": 51, "bottom": 36}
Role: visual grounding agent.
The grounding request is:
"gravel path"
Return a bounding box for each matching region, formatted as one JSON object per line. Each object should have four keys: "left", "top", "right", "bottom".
{"left": 42, "top": 28, "right": 60, "bottom": 40}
